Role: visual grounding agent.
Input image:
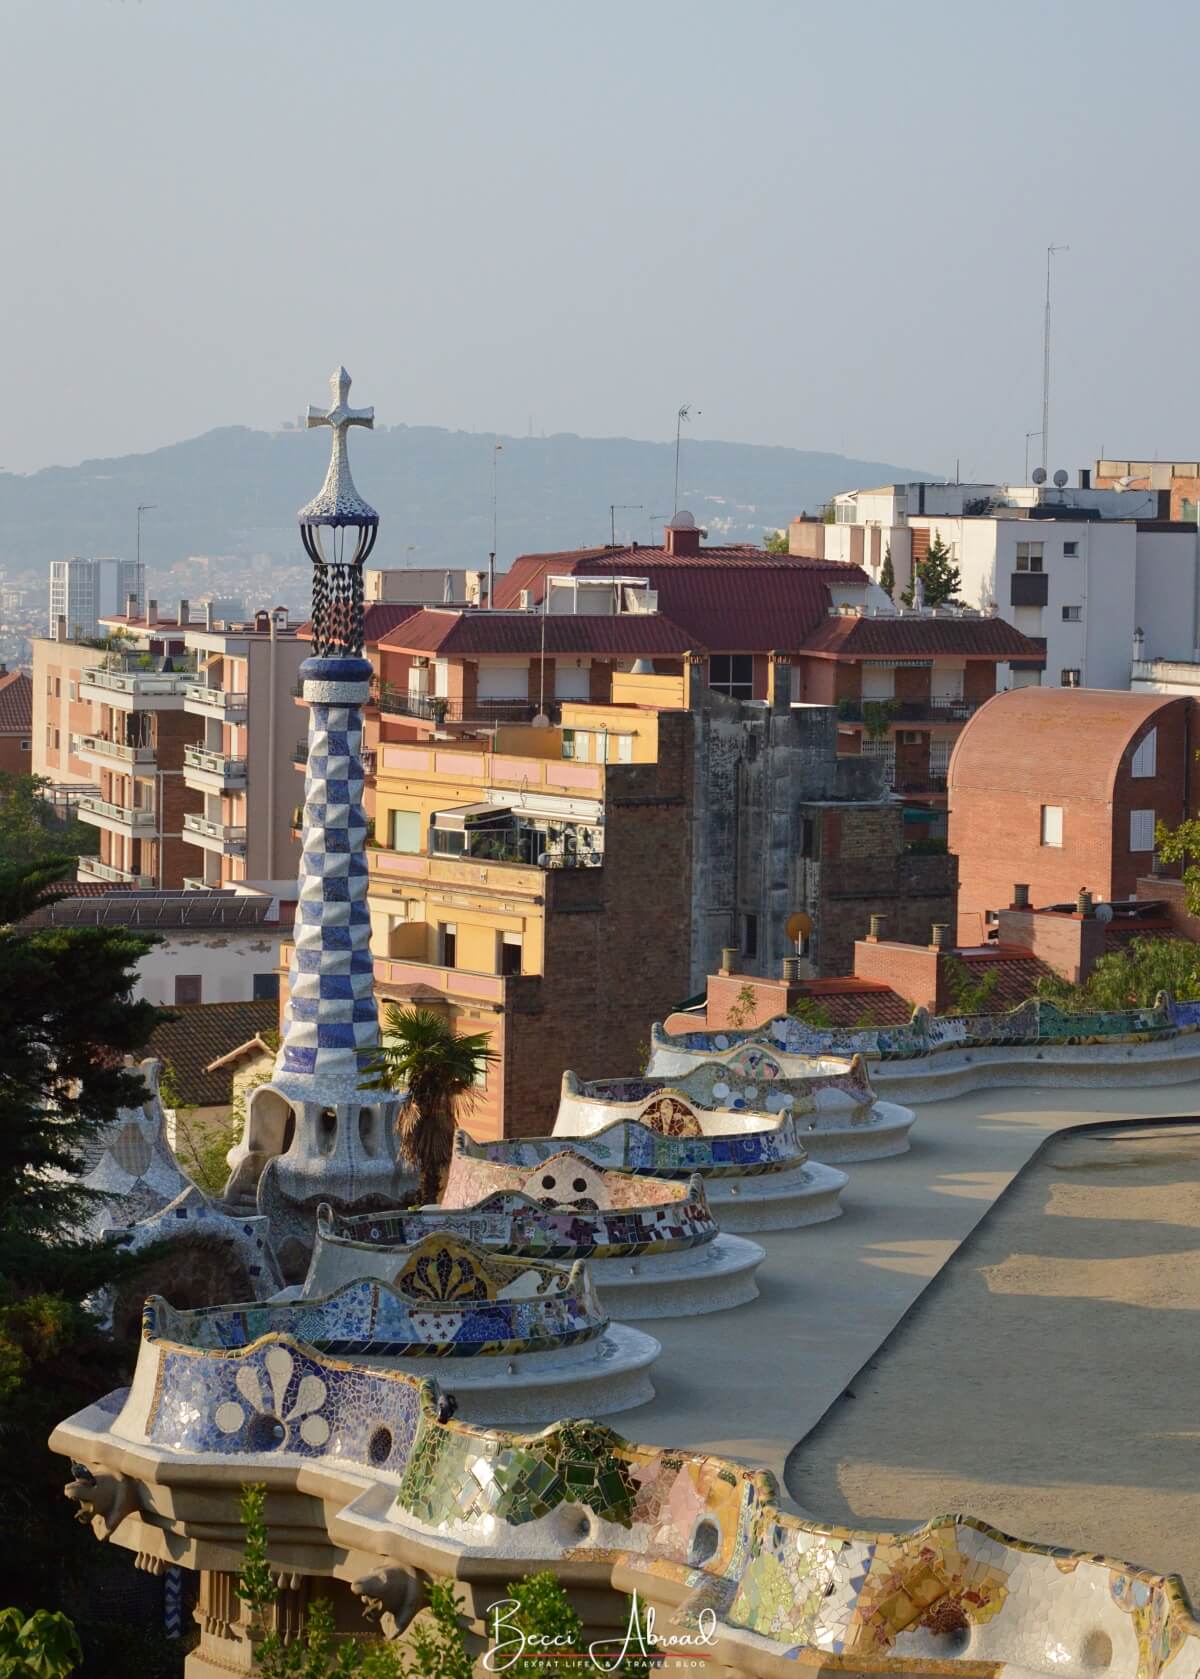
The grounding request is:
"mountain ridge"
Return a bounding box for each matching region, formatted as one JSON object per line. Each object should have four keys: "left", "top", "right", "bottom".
{"left": 0, "top": 422, "right": 933, "bottom": 572}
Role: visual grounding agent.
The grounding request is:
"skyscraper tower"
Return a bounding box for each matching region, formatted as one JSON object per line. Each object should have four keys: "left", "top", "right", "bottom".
{"left": 253, "top": 368, "right": 408, "bottom": 1280}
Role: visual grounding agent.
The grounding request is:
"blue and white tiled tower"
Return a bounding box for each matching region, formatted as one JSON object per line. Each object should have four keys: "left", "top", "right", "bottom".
{"left": 253, "top": 368, "right": 409, "bottom": 1281}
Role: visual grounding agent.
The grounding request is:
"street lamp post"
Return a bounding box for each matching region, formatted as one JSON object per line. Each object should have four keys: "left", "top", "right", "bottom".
{"left": 136, "top": 503, "right": 156, "bottom": 591}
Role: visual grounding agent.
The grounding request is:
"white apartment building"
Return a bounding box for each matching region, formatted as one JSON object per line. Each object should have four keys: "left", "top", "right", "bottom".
{"left": 793, "top": 476, "right": 1199, "bottom": 693}
{"left": 49, "top": 557, "right": 144, "bottom": 641}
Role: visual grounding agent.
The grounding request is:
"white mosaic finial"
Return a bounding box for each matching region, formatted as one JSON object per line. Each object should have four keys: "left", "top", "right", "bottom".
{"left": 298, "top": 366, "right": 379, "bottom": 524}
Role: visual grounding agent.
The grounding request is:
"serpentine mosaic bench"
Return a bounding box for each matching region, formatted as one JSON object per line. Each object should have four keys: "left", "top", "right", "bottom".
{"left": 57, "top": 1340, "right": 1200, "bottom": 1674}
{"left": 450, "top": 1123, "right": 846, "bottom": 1235}
{"left": 654, "top": 991, "right": 1200, "bottom": 1066}
{"left": 305, "top": 1176, "right": 765, "bottom": 1320}
{"left": 556, "top": 1057, "right": 915, "bottom": 1166}
{"left": 136, "top": 1234, "right": 659, "bottom": 1425}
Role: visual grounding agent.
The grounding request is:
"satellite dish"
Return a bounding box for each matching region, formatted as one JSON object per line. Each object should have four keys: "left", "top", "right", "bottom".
{"left": 1031, "top": 467, "right": 1047, "bottom": 485}
{"left": 1094, "top": 902, "right": 1114, "bottom": 925}
{"left": 531, "top": 712, "right": 551, "bottom": 727}
{"left": 669, "top": 510, "right": 696, "bottom": 529}
{"left": 1053, "top": 468, "right": 1069, "bottom": 488}
{"left": 786, "top": 911, "right": 813, "bottom": 943}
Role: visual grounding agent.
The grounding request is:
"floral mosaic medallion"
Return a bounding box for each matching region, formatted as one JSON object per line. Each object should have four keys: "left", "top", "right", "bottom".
{"left": 395, "top": 1236, "right": 506, "bottom": 1302}
{"left": 213, "top": 1345, "right": 330, "bottom": 1450}
{"left": 638, "top": 1097, "right": 702, "bottom": 1138}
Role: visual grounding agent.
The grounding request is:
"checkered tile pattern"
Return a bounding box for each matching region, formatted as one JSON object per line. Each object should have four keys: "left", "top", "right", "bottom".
{"left": 279, "top": 659, "right": 379, "bottom": 1094}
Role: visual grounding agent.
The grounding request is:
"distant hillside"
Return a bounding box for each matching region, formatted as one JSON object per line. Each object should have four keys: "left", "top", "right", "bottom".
{"left": 0, "top": 423, "right": 932, "bottom": 572}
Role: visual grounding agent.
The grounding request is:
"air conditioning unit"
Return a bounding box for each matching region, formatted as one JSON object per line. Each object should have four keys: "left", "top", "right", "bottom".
{"left": 412, "top": 656, "right": 429, "bottom": 669}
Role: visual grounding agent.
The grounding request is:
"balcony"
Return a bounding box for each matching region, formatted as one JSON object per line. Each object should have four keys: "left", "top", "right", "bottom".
{"left": 78, "top": 856, "right": 156, "bottom": 888}
{"left": 373, "top": 685, "right": 561, "bottom": 727}
{"left": 183, "top": 682, "right": 249, "bottom": 721}
{"left": 835, "top": 697, "right": 985, "bottom": 726}
{"left": 80, "top": 666, "right": 191, "bottom": 710}
{"left": 77, "top": 794, "right": 157, "bottom": 836}
{"left": 183, "top": 744, "right": 248, "bottom": 790}
{"left": 373, "top": 955, "right": 509, "bottom": 1005}
{"left": 70, "top": 732, "right": 156, "bottom": 770}
{"left": 182, "top": 813, "right": 248, "bottom": 855}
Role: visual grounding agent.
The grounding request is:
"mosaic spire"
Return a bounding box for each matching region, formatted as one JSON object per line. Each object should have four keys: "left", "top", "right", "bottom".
{"left": 253, "top": 367, "right": 407, "bottom": 1279}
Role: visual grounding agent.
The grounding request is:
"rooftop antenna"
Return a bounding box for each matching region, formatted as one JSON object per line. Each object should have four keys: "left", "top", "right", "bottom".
{"left": 1041, "top": 243, "right": 1069, "bottom": 475}
{"left": 1024, "top": 430, "right": 1042, "bottom": 484}
{"left": 490, "top": 440, "right": 503, "bottom": 610}
{"left": 610, "top": 503, "right": 643, "bottom": 546}
{"left": 673, "top": 405, "right": 699, "bottom": 516}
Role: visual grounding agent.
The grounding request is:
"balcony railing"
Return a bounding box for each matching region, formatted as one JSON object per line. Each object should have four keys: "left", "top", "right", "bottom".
{"left": 183, "top": 682, "right": 249, "bottom": 715}
{"left": 835, "top": 697, "right": 985, "bottom": 726}
{"left": 78, "top": 856, "right": 156, "bottom": 888}
{"left": 183, "top": 745, "right": 248, "bottom": 783}
{"left": 81, "top": 666, "right": 190, "bottom": 699}
{"left": 77, "top": 794, "right": 156, "bottom": 831}
{"left": 70, "top": 732, "right": 156, "bottom": 766}
{"left": 373, "top": 685, "right": 561, "bottom": 726}
{"left": 183, "top": 813, "right": 248, "bottom": 853}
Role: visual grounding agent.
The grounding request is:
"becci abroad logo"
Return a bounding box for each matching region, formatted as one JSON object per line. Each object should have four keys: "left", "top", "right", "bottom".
{"left": 482, "top": 1590, "right": 718, "bottom": 1673}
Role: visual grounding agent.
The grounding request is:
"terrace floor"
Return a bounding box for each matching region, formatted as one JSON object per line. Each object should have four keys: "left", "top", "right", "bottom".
{"left": 632, "top": 1080, "right": 1200, "bottom": 1594}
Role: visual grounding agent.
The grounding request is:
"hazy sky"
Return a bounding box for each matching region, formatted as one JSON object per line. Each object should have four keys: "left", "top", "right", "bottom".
{"left": 5, "top": 0, "right": 1199, "bottom": 480}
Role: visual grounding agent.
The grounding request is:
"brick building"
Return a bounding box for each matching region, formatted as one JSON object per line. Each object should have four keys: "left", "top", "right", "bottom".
{"left": 948, "top": 687, "right": 1195, "bottom": 943}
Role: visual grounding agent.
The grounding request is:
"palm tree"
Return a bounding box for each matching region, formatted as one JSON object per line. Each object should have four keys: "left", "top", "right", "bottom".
{"left": 363, "top": 1005, "right": 497, "bottom": 1204}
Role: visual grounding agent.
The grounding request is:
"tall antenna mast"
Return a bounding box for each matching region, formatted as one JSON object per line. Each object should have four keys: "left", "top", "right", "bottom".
{"left": 673, "top": 404, "right": 695, "bottom": 516}
{"left": 1041, "top": 243, "right": 1068, "bottom": 474}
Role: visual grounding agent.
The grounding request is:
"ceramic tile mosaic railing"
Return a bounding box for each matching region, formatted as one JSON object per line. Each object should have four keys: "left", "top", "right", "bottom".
{"left": 327, "top": 1174, "right": 719, "bottom": 1261}
{"left": 572, "top": 1054, "right": 879, "bottom": 1122}
{"left": 108, "top": 1307, "right": 1200, "bottom": 1671}
{"left": 449, "top": 1122, "right": 807, "bottom": 1187}
{"left": 146, "top": 1235, "right": 607, "bottom": 1359}
{"left": 654, "top": 990, "right": 1192, "bottom": 1065}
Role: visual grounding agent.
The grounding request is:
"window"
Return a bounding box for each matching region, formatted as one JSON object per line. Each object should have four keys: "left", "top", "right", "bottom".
{"left": 1061, "top": 669, "right": 1081, "bottom": 687}
{"left": 19, "top": 738, "right": 29, "bottom": 751}
{"left": 54, "top": 678, "right": 61, "bottom": 698}
{"left": 742, "top": 912, "right": 758, "bottom": 958}
{"left": 53, "top": 729, "right": 60, "bottom": 749}
{"left": 1063, "top": 540, "right": 1079, "bottom": 557}
{"left": 439, "top": 923, "right": 457, "bottom": 967}
{"left": 388, "top": 807, "right": 421, "bottom": 852}
{"left": 1040, "top": 805, "right": 1063, "bottom": 847}
{"left": 1061, "top": 605, "right": 1082, "bottom": 622}
{"left": 499, "top": 931, "right": 523, "bottom": 977}
{"left": 1130, "top": 809, "right": 1156, "bottom": 851}
{"left": 174, "top": 974, "right": 202, "bottom": 1004}
{"left": 709, "top": 654, "right": 754, "bottom": 700}
{"left": 835, "top": 501, "right": 856, "bottom": 523}
{"left": 798, "top": 816, "right": 817, "bottom": 859}
{"left": 432, "top": 828, "right": 466, "bottom": 856}
{"left": 1016, "top": 542, "right": 1044, "bottom": 573}
{"left": 253, "top": 972, "right": 280, "bottom": 1001}
{"left": 616, "top": 734, "right": 633, "bottom": 764}
{"left": 1131, "top": 728, "right": 1157, "bottom": 778}
{"left": 562, "top": 729, "right": 590, "bottom": 762}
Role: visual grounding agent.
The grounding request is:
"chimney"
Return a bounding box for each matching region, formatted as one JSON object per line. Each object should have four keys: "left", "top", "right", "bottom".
{"left": 1132, "top": 626, "right": 1145, "bottom": 664}
{"left": 781, "top": 956, "right": 802, "bottom": 981}
{"left": 719, "top": 945, "right": 737, "bottom": 975}
{"left": 665, "top": 513, "right": 702, "bottom": 557}
{"left": 930, "top": 923, "right": 950, "bottom": 949}
{"left": 126, "top": 592, "right": 138, "bottom": 619}
{"left": 178, "top": 597, "right": 190, "bottom": 627}
{"left": 55, "top": 614, "right": 67, "bottom": 643}
{"left": 1078, "top": 468, "right": 1091, "bottom": 489}
{"left": 868, "top": 914, "right": 888, "bottom": 942}
{"left": 1076, "top": 889, "right": 1093, "bottom": 917}
{"left": 146, "top": 599, "right": 158, "bottom": 627}
{"left": 1012, "top": 883, "right": 1030, "bottom": 909}
{"left": 254, "top": 609, "right": 270, "bottom": 633}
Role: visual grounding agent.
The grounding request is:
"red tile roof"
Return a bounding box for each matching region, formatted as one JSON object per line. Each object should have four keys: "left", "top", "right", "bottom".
{"left": 800, "top": 613, "right": 1046, "bottom": 660}
{"left": 793, "top": 978, "right": 914, "bottom": 1027}
{"left": 0, "top": 670, "right": 32, "bottom": 733}
{"left": 377, "top": 609, "right": 700, "bottom": 658}
{"left": 949, "top": 948, "right": 1056, "bottom": 1009}
{"left": 495, "top": 545, "right": 862, "bottom": 608}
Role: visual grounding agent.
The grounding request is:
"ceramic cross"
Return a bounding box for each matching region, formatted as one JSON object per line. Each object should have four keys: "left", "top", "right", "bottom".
{"left": 306, "top": 365, "right": 374, "bottom": 438}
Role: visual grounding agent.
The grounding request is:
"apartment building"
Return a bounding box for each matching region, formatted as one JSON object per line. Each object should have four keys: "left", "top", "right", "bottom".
{"left": 799, "top": 476, "right": 1200, "bottom": 692}
{"left": 49, "top": 557, "right": 144, "bottom": 641}
{"left": 1093, "top": 457, "right": 1200, "bottom": 522}
{"left": 32, "top": 632, "right": 98, "bottom": 795}
{"left": 176, "top": 604, "right": 306, "bottom": 890}
{"left": 71, "top": 603, "right": 204, "bottom": 887}
{"left": 793, "top": 606, "right": 1044, "bottom": 821}
{"left": 0, "top": 668, "right": 33, "bottom": 775}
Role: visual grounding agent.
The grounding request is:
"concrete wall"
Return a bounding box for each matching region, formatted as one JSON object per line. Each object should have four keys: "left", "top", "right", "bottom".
{"left": 1135, "top": 530, "right": 1200, "bottom": 663}
{"left": 245, "top": 636, "right": 305, "bottom": 882}
{"left": 132, "top": 926, "right": 286, "bottom": 1006}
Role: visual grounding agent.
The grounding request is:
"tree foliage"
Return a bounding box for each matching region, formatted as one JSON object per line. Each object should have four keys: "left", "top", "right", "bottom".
{"left": 900, "top": 533, "right": 961, "bottom": 609}
{"left": 1155, "top": 814, "right": 1200, "bottom": 915}
{"left": 940, "top": 956, "right": 999, "bottom": 1017}
{"left": 363, "top": 1007, "right": 496, "bottom": 1204}
{"left": 0, "top": 777, "right": 98, "bottom": 869}
{"left": 761, "top": 528, "right": 788, "bottom": 554}
{"left": 1036, "top": 935, "right": 1200, "bottom": 1013}
{"left": 879, "top": 544, "right": 895, "bottom": 600}
{"left": 0, "top": 1605, "right": 82, "bottom": 1678}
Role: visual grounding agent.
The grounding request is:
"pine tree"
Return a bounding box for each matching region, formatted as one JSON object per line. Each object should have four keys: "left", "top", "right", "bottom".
{"left": 879, "top": 544, "right": 895, "bottom": 599}
{"left": 900, "top": 532, "right": 961, "bottom": 608}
